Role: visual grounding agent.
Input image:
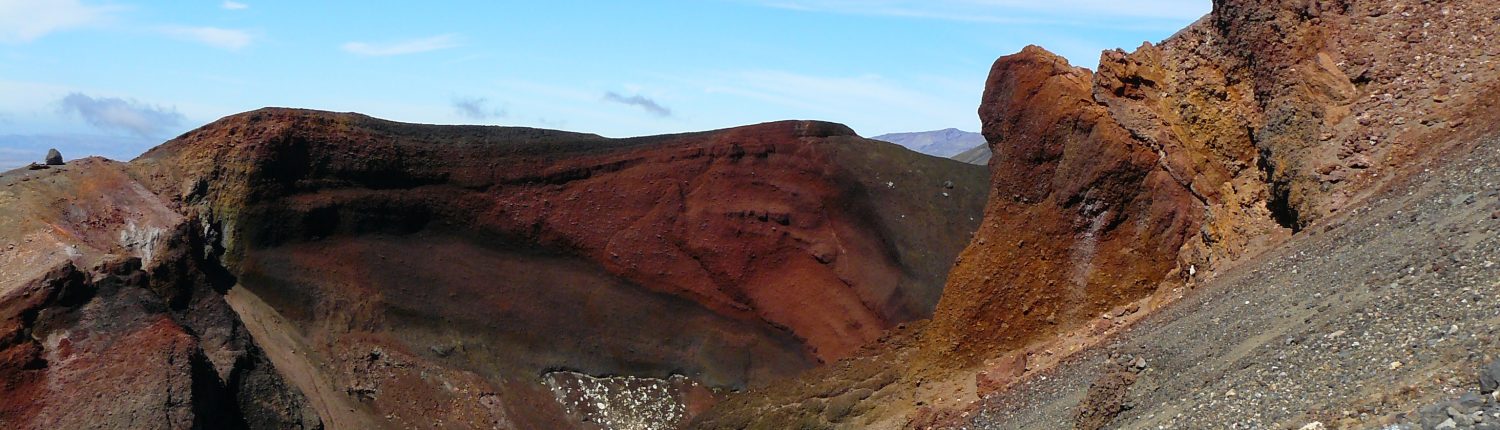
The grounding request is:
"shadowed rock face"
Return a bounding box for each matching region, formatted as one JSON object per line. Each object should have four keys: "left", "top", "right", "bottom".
{"left": 63, "top": 108, "right": 985, "bottom": 427}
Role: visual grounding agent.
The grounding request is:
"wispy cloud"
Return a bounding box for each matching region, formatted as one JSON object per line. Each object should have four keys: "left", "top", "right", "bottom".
{"left": 740, "top": 0, "right": 1209, "bottom": 28}
{"left": 451, "top": 96, "right": 506, "bottom": 120}
{"left": 341, "top": 34, "right": 461, "bottom": 56}
{"left": 57, "top": 93, "right": 184, "bottom": 137}
{"left": 160, "top": 26, "right": 253, "bottom": 50}
{"left": 0, "top": 0, "right": 122, "bottom": 43}
{"left": 221, "top": 1, "right": 248, "bottom": 10}
{"left": 603, "top": 92, "right": 672, "bottom": 118}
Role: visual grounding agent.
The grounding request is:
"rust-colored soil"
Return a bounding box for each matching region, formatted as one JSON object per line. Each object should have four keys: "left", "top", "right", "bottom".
{"left": 0, "top": 111, "right": 987, "bottom": 428}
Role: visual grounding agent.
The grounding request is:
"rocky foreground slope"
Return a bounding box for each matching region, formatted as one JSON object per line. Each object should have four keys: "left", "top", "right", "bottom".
{"left": 693, "top": 0, "right": 1500, "bottom": 428}
{"left": 0, "top": 112, "right": 987, "bottom": 429}
{"left": 962, "top": 104, "right": 1500, "bottom": 429}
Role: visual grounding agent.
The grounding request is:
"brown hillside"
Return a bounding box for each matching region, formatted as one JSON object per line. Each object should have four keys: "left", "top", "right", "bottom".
{"left": 0, "top": 110, "right": 988, "bottom": 429}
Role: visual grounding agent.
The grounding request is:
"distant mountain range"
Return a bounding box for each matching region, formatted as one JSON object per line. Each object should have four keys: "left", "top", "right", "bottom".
{"left": 871, "top": 128, "right": 988, "bottom": 165}
{"left": 949, "top": 144, "right": 991, "bottom": 165}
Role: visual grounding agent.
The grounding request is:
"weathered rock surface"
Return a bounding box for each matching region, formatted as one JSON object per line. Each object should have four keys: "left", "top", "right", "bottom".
{"left": 923, "top": 45, "right": 1204, "bottom": 366}
{"left": 960, "top": 119, "right": 1500, "bottom": 429}
{"left": 0, "top": 109, "right": 989, "bottom": 428}
{"left": 694, "top": 0, "right": 1500, "bottom": 428}
{"left": 1483, "top": 360, "right": 1500, "bottom": 395}
{"left": 925, "top": 0, "right": 1500, "bottom": 368}
{"left": 0, "top": 160, "right": 320, "bottom": 429}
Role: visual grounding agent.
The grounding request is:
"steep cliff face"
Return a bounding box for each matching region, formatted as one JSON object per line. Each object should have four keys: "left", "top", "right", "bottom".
{"left": 0, "top": 160, "right": 319, "bottom": 429}
{"left": 924, "top": 0, "right": 1500, "bottom": 367}
{"left": 922, "top": 47, "right": 1204, "bottom": 365}
{"left": 111, "top": 109, "right": 988, "bottom": 427}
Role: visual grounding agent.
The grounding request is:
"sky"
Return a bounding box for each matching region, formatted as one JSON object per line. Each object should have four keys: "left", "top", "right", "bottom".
{"left": 0, "top": 0, "right": 1210, "bottom": 169}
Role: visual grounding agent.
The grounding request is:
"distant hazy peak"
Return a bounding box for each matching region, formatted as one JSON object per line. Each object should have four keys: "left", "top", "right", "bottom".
{"left": 871, "top": 129, "right": 985, "bottom": 159}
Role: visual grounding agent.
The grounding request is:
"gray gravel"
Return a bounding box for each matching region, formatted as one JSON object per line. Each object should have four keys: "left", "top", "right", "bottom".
{"left": 955, "top": 135, "right": 1500, "bottom": 429}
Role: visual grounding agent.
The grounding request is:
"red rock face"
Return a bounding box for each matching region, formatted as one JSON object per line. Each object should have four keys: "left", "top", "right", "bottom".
{"left": 119, "top": 109, "right": 987, "bottom": 427}
{"left": 924, "top": 0, "right": 1500, "bottom": 368}
{"left": 922, "top": 46, "right": 1202, "bottom": 365}
{"left": 0, "top": 259, "right": 320, "bottom": 430}
{"left": 0, "top": 160, "right": 319, "bottom": 429}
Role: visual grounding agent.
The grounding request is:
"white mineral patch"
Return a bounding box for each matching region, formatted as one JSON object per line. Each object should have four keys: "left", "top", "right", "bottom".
{"left": 543, "top": 371, "right": 688, "bottom": 430}
{"left": 1069, "top": 198, "right": 1109, "bottom": 290}
{"left": 118, "top": 221, "right": 165, "bottom": 266}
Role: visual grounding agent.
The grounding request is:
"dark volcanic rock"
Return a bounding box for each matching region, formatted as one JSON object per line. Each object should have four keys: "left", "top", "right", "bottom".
{"left": 1482, "top": 360, "right": 1500, "bottom": 394}
{"left": 1074, "top": 358, "right": 1143, "bottom": 430}
{"left": 43, "top": 149, "right": 61, "bottom": 166}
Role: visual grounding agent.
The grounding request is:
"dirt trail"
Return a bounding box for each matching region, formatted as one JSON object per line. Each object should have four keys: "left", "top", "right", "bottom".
{"left": 227, "top": 286, "right": 381, "bottom": 429}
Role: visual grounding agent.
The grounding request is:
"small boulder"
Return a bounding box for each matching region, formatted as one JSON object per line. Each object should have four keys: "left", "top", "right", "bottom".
{"left": 1481, "top": 359, "right": 1500, "bottom": 394}
{"left": 975, "top": 352, "right": 1027, "bottom": 397}
{"left": 45, "top": 148, "right": 63, "bottom": 165}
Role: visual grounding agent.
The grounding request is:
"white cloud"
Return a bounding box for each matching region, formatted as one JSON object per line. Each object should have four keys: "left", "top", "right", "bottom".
{"left": 57, "top": 92, "right": 184, "bottom": 136}
{"left": 741, "top": 0, "right": 1209, "bottom": 27}
{"left": 221, "top": 1, "right": 248, "bottom": 10}
{"left": 341, "top": 34, "right": 461, "bottom": 56}
{"left": 160, "top": 26, "right": 253, "bottom": 50}
{"left": 0, "top": 0, "right": 121, "bottom": 43}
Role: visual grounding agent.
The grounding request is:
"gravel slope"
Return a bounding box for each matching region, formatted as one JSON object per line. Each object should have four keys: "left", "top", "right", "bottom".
{"left": 960, "top": 131, "right": 1500, "bottom": 429}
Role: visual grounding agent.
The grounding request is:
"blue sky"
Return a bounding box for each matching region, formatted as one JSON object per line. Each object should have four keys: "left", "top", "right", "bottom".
{"left": 0, "top": 0, "right": 1208, "bottom": 168}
